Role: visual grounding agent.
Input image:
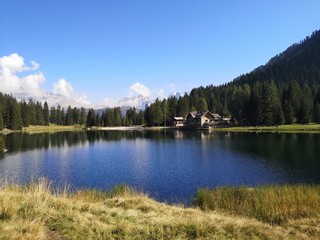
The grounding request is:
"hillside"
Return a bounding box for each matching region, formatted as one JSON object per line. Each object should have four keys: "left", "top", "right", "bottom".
{"left": 1, "top": 180, "right": 320, "bottom": 240}
{"left": 145, "top": 30, "right": 320, "bottom": 126}
{"left": 235, "top": 30, "right": 320, "bottom": 86}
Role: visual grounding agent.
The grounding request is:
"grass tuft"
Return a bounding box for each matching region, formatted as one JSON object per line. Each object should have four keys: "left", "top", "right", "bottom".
{"left": 0, "top": 180, "right": 320, "bottom": 239}
{"left": 193, "top": 185, "right": 320, "bottom": 225}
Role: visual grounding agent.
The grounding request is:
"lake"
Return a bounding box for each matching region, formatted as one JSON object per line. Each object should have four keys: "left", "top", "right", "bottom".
{"left": 1, "top": 130, "right": 320, "bottom": 203}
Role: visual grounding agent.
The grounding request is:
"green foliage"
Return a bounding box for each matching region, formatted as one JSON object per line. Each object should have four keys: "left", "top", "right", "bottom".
{"left": 283, "top": 100, "right": 295, "bottom": 124}
{"left": 64, "top": 106, "right": 74, "bottom": 125}
{"left": 35, "top": 102, "right": 44, "bottom": 125}
{"left": 193, "top": 185, "right": 320, "bottom": 225}
{"left": 86, "top": 108, "right": 96, "bottom": 127}
{"left": 4, "top": 96, "right": 23, "bottom": 130}
{"left": 0, "top": 109, "right": 4, "bottom": 130}
{"left": 198, "top": 97, "right": 208, "bottom": 113}
{"left": 43, "top": 101, "right": 49, "bottom": 126}
{"left": 20, "top": 100, "right": 30, "bottom": 127}
{"left": 80, "top": 107, "right": 87, "bottom": 125}
{"left": 314, "top": 103, "right": 320, "bottom": 123}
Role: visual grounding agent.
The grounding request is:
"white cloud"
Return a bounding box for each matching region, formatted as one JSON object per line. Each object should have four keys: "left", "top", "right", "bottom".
{"left": 29, "top": 60, "right": 40, "bottom": 71}
{"left": 156, "top": 88, "right": 165, "bottom": 99}
{"left": 52, "top": 78, "right": 90, "bottom": 106}
{"left": 0, "top": 53, "right": 90, "bottom": 107}
{"left": 129, "top": 82, "right": 151, "bottom": 97}
{"left": 53, "top": 78, "right": 74, "bottom": 98}
{"left": 0, "top": 53, "right": 45, "bottom": 97}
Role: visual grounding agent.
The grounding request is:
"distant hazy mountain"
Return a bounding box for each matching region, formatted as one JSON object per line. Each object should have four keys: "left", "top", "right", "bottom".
{"left": 13, "top": 92, "right": 85, "bottom": 108}
{"left": 118, "top": 94, "right": 152, "bottom": 109}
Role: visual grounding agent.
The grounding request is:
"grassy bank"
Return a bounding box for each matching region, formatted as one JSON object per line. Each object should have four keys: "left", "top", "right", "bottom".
{"left": 22, "top": 124, "right": 85, "bottom": 133}
{"left": 214, "top": 123, "right": 320, "bottom": 133}
{"left": 1, "top": 181, "right": 320, "bottom": 239}
{"left": 193, "top": 185, "right": 320, "bottom": 225}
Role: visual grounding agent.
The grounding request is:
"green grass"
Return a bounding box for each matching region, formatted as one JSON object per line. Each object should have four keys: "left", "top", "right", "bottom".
{"left": 193, "top": 185, "right": 320, "bottom": 225}
{"left": 214, "top": 123, "right": 320, "bottom": 133}
{"left": 22, "top": 124, "right": 85, "bottom": 133}
{"left": 0, "top": 180, "right": 320, "bottom": 239}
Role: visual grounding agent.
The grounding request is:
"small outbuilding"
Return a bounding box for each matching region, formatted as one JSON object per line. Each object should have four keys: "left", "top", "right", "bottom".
{"left": 173, "top": 117, "right": 185, "bottom": 127}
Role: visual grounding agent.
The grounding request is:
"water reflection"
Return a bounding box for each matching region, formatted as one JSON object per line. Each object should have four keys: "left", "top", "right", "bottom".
{"left": 1, "top": 130, "right": 320, "bottom": 203}
{"left": 226, "top": 132, "right": 320, "bottom": 181}
{"left": 4, "top": 130, "right": 215, "bottom": 154}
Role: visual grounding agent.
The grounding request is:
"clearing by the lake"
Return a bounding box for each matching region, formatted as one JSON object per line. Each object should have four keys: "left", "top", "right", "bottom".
{"left": 0, "top": 179, "right": 319, "bottom": 240}
{"left": 22, "top": 124, "right": 85, "bottom": 133}
{"left": 214, "top": 123, "right": 320, "bottom": 133}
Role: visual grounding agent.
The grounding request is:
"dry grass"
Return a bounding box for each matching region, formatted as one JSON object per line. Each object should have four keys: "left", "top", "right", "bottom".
{"left": 23, "top": 124, "right": 85, "bottom": 133}
{"left": 0, "top": 180, "right": 319, "bottom": 239}
{"left": 215, "top": 123, "right": 320, "bottom": 133}
{"left": 193, "top": 185, "right": 320, "bottom": 225}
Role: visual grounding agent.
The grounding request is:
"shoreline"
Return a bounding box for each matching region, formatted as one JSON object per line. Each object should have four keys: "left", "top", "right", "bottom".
{"left": 2, "top": 123, "right": 320, "bottom": 134}
{"left": 212, "top": 123, "right": 320, "bottom": 133}
{"left": 0, "top": 181, "right": 319, "bottom": 239}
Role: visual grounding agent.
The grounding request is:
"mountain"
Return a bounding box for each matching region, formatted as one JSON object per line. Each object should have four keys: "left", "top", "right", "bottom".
{"left": 234, "top": 30, "right": 320, "bottom": 86}
{"left": 118, "top": 95, "right": 152, "bottom": 109}
{"left": 13, "top": 92, "right": 86, "bottom": 108}
{"left": 145, "top": 29, "right": 320, "bottom": 126}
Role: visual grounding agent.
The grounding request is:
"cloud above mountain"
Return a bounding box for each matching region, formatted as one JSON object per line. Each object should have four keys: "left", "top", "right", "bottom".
{"left": 129, "top": 82, "right": 151, "bottom": 97}
{"left": 0, "top": 53, "right": 174, "bottom": 109}
{"left": 0, "top": 53, "right": 90, "bottom": 107}
{"left": 52, "top": 79, "right": 90, "bottom": 106}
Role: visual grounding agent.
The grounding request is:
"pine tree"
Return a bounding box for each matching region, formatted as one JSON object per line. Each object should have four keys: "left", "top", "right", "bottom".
{"left": 20, "top": 100, "right": 30, "bottom": 127}
{"left": 298, "top": 89, "right": 313, "bottom": 123}
{"left": 161, "top": 99, "right": 169, "bottom": 126}
{"left": 6, "top": 99, "right": 23, "bottom": 130}
{"left": 65, "top": 106, "right": 74, "bottom": 125}
{"left": 0, "top": 109, "right": 3, "bottom": 130}
{"left": 28, "top": 100, "right": 37, "bottom": 125}
{"left": 50, "top": 107, "right": 57, "bottom": 124}
{"left": 287, "top": 81, "right": 301, "bottom": 118}
{"left": 138, "top": 110, "right": 144, "bottom": 125}
{"left": 96, "top": 113, "right": 101, "bottom": 126}
{"left": 80, "top": 108, "right": 87, "bottom": 125}
{"left": 177, "top": 95, "right": 189, "bottom": 118}
{"left": 106, "top": 108, "right": 114, "bottom": 126}
{"left": 72, "top": 107, "right": 80, "bottom": 125}
{"left": 198, "top": 97, "right": 208, "bottom": 113}
{"left": 167, "top": 96, "right": 177, "bottom": 122}
{"left": 35, "top": 102, "right": 44, "bottom": 125}
{"left": 114, "top": 107, "right": 122, "bottom": 126}
{"left": 283, "top": 100, "right": 295, "bottom": 124}
{"left": 56, "top": 105, "right": 64, "bottom": 125}
{"left": 246, "top": 83, "right": 262, "bottom": 125}
{"left": 86, "top": 109, "right": 96, "bottom": 127}
{"left": 314, "top": 103, "right": 320, "bottom": 123}
{"left": 43, "top": 101, "right": 49, "bottom": 126}
{"left": 298, "top": 98, "right": 312, "bottom": 123}
{"left": 260, "top": 81, "right": 284, "bottom": 125}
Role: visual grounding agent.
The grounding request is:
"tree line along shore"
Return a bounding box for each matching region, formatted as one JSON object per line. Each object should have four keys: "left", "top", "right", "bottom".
{"left": 1, "top": 91, "right": 320, "bottom": 135}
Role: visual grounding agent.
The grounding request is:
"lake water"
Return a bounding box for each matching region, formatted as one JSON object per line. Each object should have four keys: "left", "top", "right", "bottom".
{"left": 0, "top": 130, "right": 320, "bottom": 203}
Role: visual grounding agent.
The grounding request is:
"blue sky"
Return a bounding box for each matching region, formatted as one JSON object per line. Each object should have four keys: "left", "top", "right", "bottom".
{"left": 1, "top": 0, "right": 320, "bottom": 107}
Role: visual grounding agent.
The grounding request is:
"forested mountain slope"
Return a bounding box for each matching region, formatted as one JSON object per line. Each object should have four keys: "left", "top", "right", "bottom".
{"left": 145, "top": 30, "right": 320, "bottom": 126}
{"left": 235, "top": 30, "right": 320, "bottom": 86}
